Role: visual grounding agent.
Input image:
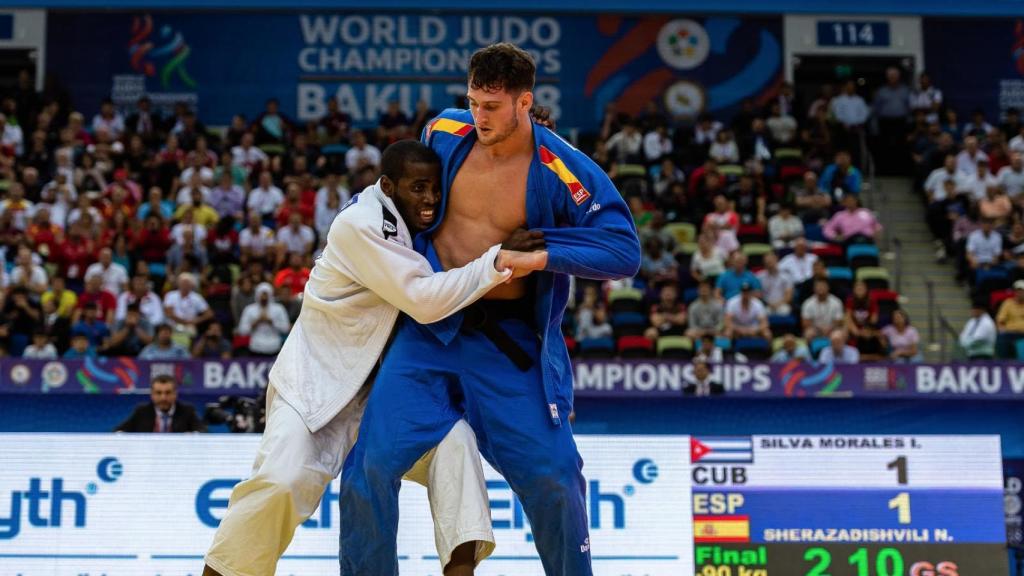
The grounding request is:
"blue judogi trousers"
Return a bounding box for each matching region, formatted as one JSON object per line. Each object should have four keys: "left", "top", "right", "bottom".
{"left": 339, "top": 314, "right": 593, "bottom": 576}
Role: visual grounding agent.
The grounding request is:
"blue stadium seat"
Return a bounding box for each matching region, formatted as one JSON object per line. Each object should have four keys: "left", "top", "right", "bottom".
{"left": 734, "top": 337, "right": 771, "bottom": 360}
{"left": 578, "top": 337, "right": 616, "bottom": 358}
{"left": 769, "top": 314, "right": 797, "bottom": 338}
{"left": 810, "top": 337, "right": 830, "bottom": 359}
{"left": 847, "top": 244, "right": 880, "bottom": 269}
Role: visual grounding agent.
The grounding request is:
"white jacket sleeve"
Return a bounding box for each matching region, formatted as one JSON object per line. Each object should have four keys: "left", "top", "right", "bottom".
{"left": 333, "top": 221, "right": 512, "bottom": 324}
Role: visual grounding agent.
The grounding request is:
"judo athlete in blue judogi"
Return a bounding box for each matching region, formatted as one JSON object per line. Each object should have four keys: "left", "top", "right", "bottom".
{"left": 339, "top": 43, "right": 641, "bottom": 576}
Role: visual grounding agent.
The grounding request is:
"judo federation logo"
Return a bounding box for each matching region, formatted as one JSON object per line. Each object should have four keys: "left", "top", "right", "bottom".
{"left": 129, "top": 15, "right": 198, "bottom": 89}
{"left": 657, "top": 19, "right": 710, "bottom": 70}
{"left": 663, "top": 80, "right": 706, "bottom": 119}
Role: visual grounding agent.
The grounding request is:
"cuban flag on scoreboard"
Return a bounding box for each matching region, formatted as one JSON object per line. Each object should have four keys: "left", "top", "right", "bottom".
{"left": 690, "top": 437, "right": 754, "bottom": 464}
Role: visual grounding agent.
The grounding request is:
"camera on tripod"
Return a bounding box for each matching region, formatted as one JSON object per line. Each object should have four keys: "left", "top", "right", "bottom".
{"left": 204, "top": 394, "right": 266, "bottom": 433}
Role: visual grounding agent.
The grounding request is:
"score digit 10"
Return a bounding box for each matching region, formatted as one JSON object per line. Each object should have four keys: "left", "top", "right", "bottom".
{"left": 803, "top": 547, "right": 959, "bottom": 576}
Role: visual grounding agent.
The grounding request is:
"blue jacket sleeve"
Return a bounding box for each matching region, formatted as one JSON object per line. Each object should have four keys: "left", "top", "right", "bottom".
{"left": 537, "top": 148, "right": 641, "bottom": 280}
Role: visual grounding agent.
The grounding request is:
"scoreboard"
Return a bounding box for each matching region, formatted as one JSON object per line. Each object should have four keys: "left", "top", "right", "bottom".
{"left": 690, "top": 436, "right": 1008, "bottom": 576}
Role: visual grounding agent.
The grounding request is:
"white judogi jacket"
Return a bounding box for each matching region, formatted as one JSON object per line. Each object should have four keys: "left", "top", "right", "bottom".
{"left": 270, "top": 181, "right": 511, "bottom": 432}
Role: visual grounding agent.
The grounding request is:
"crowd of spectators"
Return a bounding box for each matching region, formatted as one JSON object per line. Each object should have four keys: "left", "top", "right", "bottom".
{"left": 0, "top": 64, "right": 1016, "bottom": 363}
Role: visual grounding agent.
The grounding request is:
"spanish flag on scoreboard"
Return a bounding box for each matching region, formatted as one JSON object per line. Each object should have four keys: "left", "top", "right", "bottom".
{"left": 693, "top": 515, "right": 751, "bottom": 543}
{"left": 538, "top": 145, "right": 592, "bottom": 206}
{"left": 427, "top": 118, "right": 474, "bottom": 138}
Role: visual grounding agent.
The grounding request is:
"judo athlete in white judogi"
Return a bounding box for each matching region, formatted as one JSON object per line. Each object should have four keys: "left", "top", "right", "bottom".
{"left": 203, "top": 140, "right": 548, "bottom": 576}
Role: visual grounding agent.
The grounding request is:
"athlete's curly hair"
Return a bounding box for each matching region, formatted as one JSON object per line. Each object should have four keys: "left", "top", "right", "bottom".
{"left": 468, "top": 43, "right": 535, "bottom": 94}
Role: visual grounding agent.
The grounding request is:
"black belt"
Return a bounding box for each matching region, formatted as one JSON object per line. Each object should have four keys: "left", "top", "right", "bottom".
{"left": 461, "top": 299, "right": 535, "bottom": 372}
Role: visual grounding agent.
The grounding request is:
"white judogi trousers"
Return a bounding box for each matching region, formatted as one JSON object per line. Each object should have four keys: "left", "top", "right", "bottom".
{"left": 204, "top": 384, "right": 495, "bottom": 576}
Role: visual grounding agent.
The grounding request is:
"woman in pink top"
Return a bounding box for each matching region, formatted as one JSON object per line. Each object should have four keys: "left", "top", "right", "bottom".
{"left": 823, "top": 194, "right": 882, "bottom": 243}
{"left": 702, "top": 193, "right": 740, "bottom": 254}
{"left": 881, "top": 309, "right": 923, "bottom": 362}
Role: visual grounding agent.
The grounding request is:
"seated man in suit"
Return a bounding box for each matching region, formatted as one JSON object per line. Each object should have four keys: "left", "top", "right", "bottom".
{"left": 114, "top": 374, "right": 206, "bottom": 432}
{"left": 684, "top": 355, "right": 726, "bottom": 396}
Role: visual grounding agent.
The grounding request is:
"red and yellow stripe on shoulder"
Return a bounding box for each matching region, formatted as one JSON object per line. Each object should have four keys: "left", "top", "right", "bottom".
{"left": 539, "top": 145, "right": 591, "bottom": 206}
{"left": 426, "top": 118, "right": 474, "bottom": 139}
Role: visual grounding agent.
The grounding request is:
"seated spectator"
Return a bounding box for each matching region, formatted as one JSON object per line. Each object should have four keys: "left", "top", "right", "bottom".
{"left": 114, "top": 374, "right": 205, "bottom": 432}
{"left": 85, "top": 247, "right": 129, "bottom": 296}
{"left": 191, "top": 321, "right": 233, "bottom": 359}
{"left": 42, "top": 275, "right": 77, "bottom": 320}
{"left": 978, "top": 185, "right": 1013, "bottom": 227}
{"left": 276, "top": 182, "right": 315, "bottom": 228}
{"left": 644, "top": 123, "right": 673, "bottom": 164}
{"left": 577, "top": 305, "right": 613, "bottom": 342}
{"left": 139, "top": 323, "right": 191, "bottom": 359}
{"left": 116, "top": 274, "right": 164, "bottom": 326}
{"left": 801, "top": 279, "right": 844, "bottom": 340}
{"left": 696, "top": 334, "right": 725, "bottom": 362}
{"left": 137, "top": 187, "right": 174, "bottom": 222}
{"left": 818, "top": 150, "right": 862, "bottom": 200}
{"left": 163, "top": 272, "right": 213, "bottom": 339}
{"left": 640, "top": 211, "right": 676, "bottom": 253}
{"left": 956, "top": 135, "right": 989, "bottom": 175}
{"left": 823, "top": 195, "right": 882, "bottom": 244}
{"left": 237, "top": 282, "right": 291, "bottom": 356}
{"left": 716, "top": 251, "right": 760, "bottom": 300}
{"left": 345, "top": 130, "right": 382, "bottom": 174}
{"left": 756, "top": 252, "right": 794, "bottom": 315}
{"left": 167, "top": 227, "right": 209, "bottom": 278}
{"left": 770, "top": 334, "right": 811, "bottom": 362}
{"left": 723, "top": 283, "right": 771, "bottom": 340}
{"left": 2, "top": 287, "right": 40, "bottom": 355}
{"left": 639, "top": 236, "right": 677, "bottom": 286}
{"left": 63, "top": 332, "right": 96, "bottom": 359}
{"left": 239, "top": 210, "right": 276, "bottom": 265}
{"left": 247, "top": 171, "right": 285, "bottom": 225}
{"left": 729, "top": 173, "right": 766, "bottom": 226}
{"left": 273, "top": 252, "right": 311, "bottom": 297}
{"left": 174, "top": 190, "right": 220, "bottom": 231}
{"left": 778, "top": 237, "right": 818, "bottom": 286}
{"left": 275, "top": 212, "right": 316, "bottom": 267}
{"left": 740, "top": 117, "right": 775, "bottom": 164}
{"left": 996, "top": 280, "right": 1024, "bottom": 358}
{"left": 791, "top": 171, "right": 832, "bottom": 223}
{"left": 845, "top": 280, "right": 885, "bottom": 360}
{"left": 966, "top": 217, "right": 1003, "bottom": 273}
{"left": 103, "top": 303, "right": 153, "bottom": 356}
{"left": 765, "top": 101, "right": 797, "bottom": 145}
{"left": 70, "top": 302, "right": 110, "bottom": 352}
{"left": 9, "top": 244, "right": 48, "bottom": 296}
{"left": 997, "top": 152, "right": 1024, "bottom": 204}
{"left": 75, "top": 274, "right": 117, "bottom": 325}
{"left": 209, "top": 171, "right": 246, "bottom": 222}
{"left": 690, "top": 231, "right": 727, "bottom": 283}
{"left": 703, "top": 193, "right": 740, "bottom": 254}
{"left": 686, "top": 281, "right": 724, "bottom": 339}
{"left": 230, "top": 131, "right": 268, "bottom": 173}
{"left": 962, "top": 158, "right": 998, "bottom": 203}
{"left": 709, "top": 129, "right": 740, "bottom": 164}
{"left": 818, "top": 328, "right": 860, "bottom": 364}
{"left": 683, "top": 355, "right": 724, "bottom": 396}
{"left": 768, "top": 203, "right": 804, "bottom": 249}
{"left": 23, "top": 329, "right": 57, "bottom": 359}
{"left": 882, "top": 309, "right": 923, "bottom": 362}
{"left": 645, "top": 284, "right": 687, "bottom": 340}
{"left": 605, "top": 120, "right": 643, "bottom": 164}
{"left": 960, "top": 302, "right": 997, "bottom": 360}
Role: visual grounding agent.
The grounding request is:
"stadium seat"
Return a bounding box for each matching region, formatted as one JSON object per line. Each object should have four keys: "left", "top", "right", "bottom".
{"left": 734, "top": 337, "right": 771, "bottom": 360}
{"left": 856, "top": 267, "right": 891, "bottom": 292}
{"left": 813, "top": 244, "right": 846, "bottom": 267}
{"left": 738, "top": 224, "right": 768, "bottom": 245}
{"left": 804, "top": 223, "right": 827, "bottom": 243}
{"left": 741, "top": 243, "right": 772, "bottom": 269}
{"left": 665, "top": 222, "right": 697, "bottom": 245}
{"left": 990, "top": 289, "right": 1015, "bottom": 314}
{"left": 612, "top": 312, "right": 648, "bottom": 337}
{"left": 578, "top": 337, "right": 615, "bottom": 358}
{"left": 827, "top": 267, "right": 854, "bottom": 299}
{"left": 1017, "top": 339, "right": 1024, "bottom": 361}
{"left": 683, "top": 287, "right": 699, "bottom": 305}
{"left": 618, "top": 336, "right": 654, "bottom": 358}
{"left": 847, "top": 244, "right": 880, "bottom": 269}
{"left": 769, "top": 314, "right": 797, "bottom": 338}
{"left": 809, "top": 337, "right": 830, "bottom": 359}
{"left": 321, "top": 143, "right": 351, "bottom": 156}
{"left": 869, "top": 290, "right": 901, "bottom": 327}
{"left": 675, "top": 242, "right": 698, "bottom": 255}
{"left": 608, "top": 288, "right": 645, "bottom": 314}
{"left": 258, "top": 143, "right": 286, "bottom": 156}
{"left": 657, "top": 336, "right": 694, "bottom": 359}
{"left": 718, "top": 164, "right": 744, "bottom": 179}
{"left": 774, "top": 147, "right": 804, "bottom": 162}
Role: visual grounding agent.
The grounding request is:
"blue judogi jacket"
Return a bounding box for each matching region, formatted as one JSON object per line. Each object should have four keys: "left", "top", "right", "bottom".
{"left": 416, "top": 108, "right": 641, "bottom": 426}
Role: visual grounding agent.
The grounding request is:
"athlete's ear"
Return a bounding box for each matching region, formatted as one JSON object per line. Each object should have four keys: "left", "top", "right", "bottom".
{"left": 519, "top": 91, "right": 534, "bottom": 114}
{"left": 380, "top": 175, "right": 394, "bottom": 197}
